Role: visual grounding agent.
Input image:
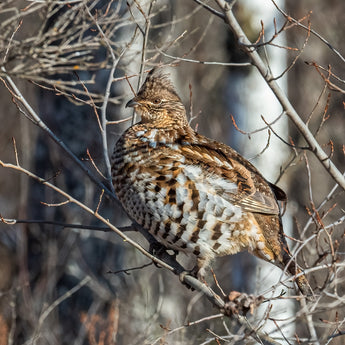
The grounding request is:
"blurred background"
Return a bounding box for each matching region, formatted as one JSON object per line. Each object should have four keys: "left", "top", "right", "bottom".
{"left": 0, "top": 0, "right": 344, "bottom": 344}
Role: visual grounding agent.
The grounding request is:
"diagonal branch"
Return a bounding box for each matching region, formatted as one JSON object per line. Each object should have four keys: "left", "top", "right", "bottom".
{"left": 270, "top": 0, "right": 345, "bottom": 64}
{"left": 0, "top": 159, "right": 174, "bottom": 272}
{"left": 0, "top": 158, "right": 280, "bottom": 345}
{"left": 209, "top": 0, "right": 345, "bottom": 192}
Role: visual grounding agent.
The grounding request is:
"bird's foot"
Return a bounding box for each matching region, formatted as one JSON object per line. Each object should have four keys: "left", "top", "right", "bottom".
{"left": 148, "top": 242, "right": 168, "bottom": 268}
{"left": 179, "top": 271, "right": 195, "bottom": 291}
{"left": 149, "top": 241, "right": 166, "bottom": 256}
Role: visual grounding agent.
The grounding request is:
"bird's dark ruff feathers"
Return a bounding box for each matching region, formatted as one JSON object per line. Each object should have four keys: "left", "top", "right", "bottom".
{"left": 111, "top": 69, "right": 312, "bottom": 297}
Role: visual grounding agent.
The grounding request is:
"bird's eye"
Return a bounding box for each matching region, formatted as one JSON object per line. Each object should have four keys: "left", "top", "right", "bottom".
{"left": 153, "top": 98, "right": 161, "bottom": 104}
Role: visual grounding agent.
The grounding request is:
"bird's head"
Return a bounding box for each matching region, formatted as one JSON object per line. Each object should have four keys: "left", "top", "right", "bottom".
{"left": 126, "top": 69, "right": 188, "bottom": 127}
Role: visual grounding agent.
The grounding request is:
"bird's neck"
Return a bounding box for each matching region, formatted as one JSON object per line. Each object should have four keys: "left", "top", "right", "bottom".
{"left": 128, "top": 121, "right": 196, "bottom": 147}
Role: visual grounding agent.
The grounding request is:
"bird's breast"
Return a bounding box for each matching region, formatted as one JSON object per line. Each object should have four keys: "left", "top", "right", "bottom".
{"left": 111, "top": 129, "right": 267, "bottom": 259}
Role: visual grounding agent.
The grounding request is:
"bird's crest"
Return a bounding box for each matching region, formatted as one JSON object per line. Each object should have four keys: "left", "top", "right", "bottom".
{"left": 137, "top": 68, "right": 181, "bottom": 102}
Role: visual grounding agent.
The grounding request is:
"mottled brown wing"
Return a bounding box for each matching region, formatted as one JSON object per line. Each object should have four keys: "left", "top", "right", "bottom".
{"left": 142, "top": 143, "right": 280, "bottom": 216}
{"left": 180, "top": 144, "right": 279, "bottom": 215}
{"left": 231, "top": 189, "right": 279, "bottom": 214}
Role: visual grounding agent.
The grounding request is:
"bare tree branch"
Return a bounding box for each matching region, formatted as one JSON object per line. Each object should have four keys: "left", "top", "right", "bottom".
{"left": 0, "top": 158, "right": 283, "bottom": 345}
{"left": 209, "top": 0, "right": 345, "bottom": 192}
{"left": 0, "top": 68, "right": 117, "bottom": 200}
{"left": 270, "top": 0, "right": 345, "bottom": 63}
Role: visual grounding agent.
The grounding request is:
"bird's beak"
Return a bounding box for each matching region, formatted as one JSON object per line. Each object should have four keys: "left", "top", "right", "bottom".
{"left": 125, "top": 98, "right": 140, "bottom": 108}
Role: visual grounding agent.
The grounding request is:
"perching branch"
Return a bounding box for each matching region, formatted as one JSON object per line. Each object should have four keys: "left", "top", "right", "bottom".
{"left": 0, "top": 158, "right": 281, "bottom": 345}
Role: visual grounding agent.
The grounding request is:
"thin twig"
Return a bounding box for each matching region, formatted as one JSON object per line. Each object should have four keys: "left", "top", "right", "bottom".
{"left": 0, "top": 217, "right": 134, "bottom": 232}
{"left": 158, "top": 48, "right": 251, "bottom": 66}
{"left": 132, "top": 0, "right": 155, "bottom": 125}
{"left": 151, "top": 314, "right": 224, "bottom": 345}
{"left": 193, "top": 0, "right": 224, "bottom": 19}
{"left": 84, "top": 4, "right": 132, "bottom": 194}
{"left": 32, "top": 276, "right": 92, "bottom": 341}
{"left": 107, "top": 262, "right": 153, "bottom": 275}
{"left": 3, "top": 19, "right": 22, "bottom": 63}
{"left": 271, "top": 0, "right": 345, "bottom": 63}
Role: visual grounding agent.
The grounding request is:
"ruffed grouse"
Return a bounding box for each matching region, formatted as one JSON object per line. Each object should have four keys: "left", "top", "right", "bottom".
{"left": 111, "top": 69, "right": 312, "bottom": 296}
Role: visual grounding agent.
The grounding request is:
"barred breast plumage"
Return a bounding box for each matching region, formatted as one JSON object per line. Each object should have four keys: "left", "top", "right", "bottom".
{"left": 111, "top": 69, "right": 312, "bottom": 297}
